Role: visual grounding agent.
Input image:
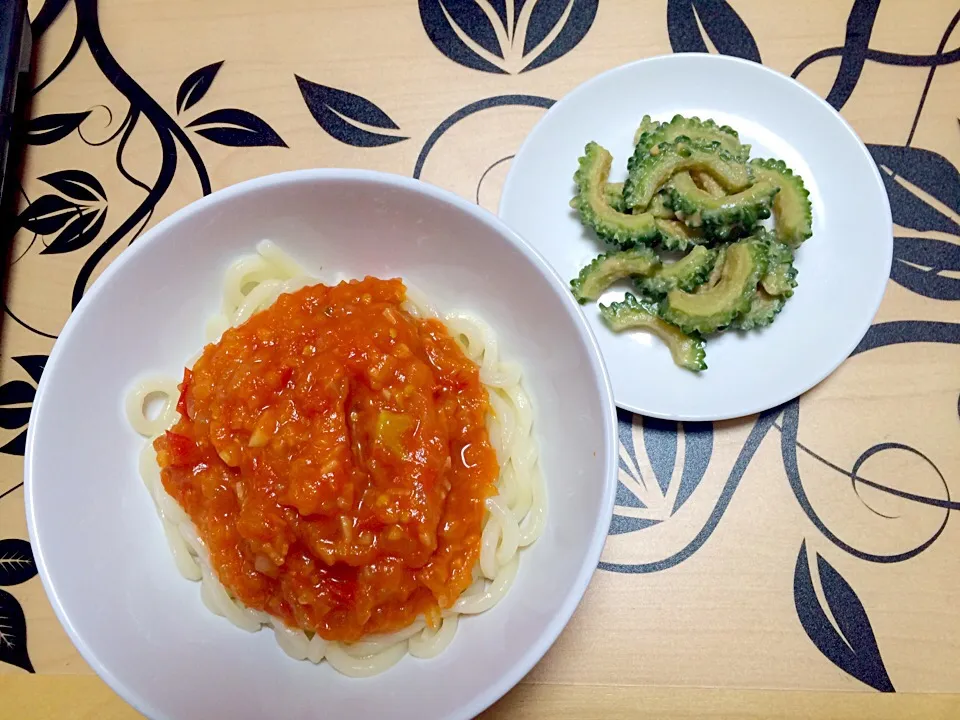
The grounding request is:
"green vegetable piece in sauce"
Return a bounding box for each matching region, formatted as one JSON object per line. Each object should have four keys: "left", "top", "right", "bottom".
{"left": 624, "top": 137, "right": 751, "bottom": 212}
{"left": 660, "top": 238, "right": 768, "bottom": 335}
{"left": 570, "top": 247, "right": 661, "bottom": 303}
{"left": 749, "top": 158, "right": 813, "bottom": 248}
{"left": 634, "top": 245, "right": 717, "bottom": 298}
{"left": 635, "top": 114, "right": 750, "bottom": 162}
{"left": 573, "top": 142, "right": 659, "bottom": 247}
{"left": 666, "top": 171, "right": 778, "bottom": 241}
{"left": 600, "top": 292, "right": 707, "bottom": 372}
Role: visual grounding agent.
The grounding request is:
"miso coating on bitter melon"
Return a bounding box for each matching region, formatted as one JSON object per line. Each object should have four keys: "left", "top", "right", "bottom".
{"left": 748, "top": 158, "right": 813, "bottom": 248}
{"left": 624, "top": 137, "right": 751, "bottom": 212}
{"left": 573, "top": 142, "right": 658, "bottom": 247}
{"left": 660, "top": 238, "right": 768, "bottom": 335}
{"left": 666, "top": 171, "right": 778, "bottom": 242}
{"left": 600, "top": 293, "right": 707, "bottom": 372}
{"left": 732, "top": 288, "right": 786, "bottom": 331}
{"left": 568, "top": 114, "right": 813, "bottom": 372}
{"left": 635, "top": 245, "right": 717, "bottom": 298}
{"left": 634, "top": 114, "right": 750, "bottom": 162}
{"left": 655, "top": 218, "right": 707, "bottom": 251}
{"left": 570, "top": 247, "right": 660, "bottom": 303}
{"left": 760, "top": 237, "right": 798, "bottom": 298}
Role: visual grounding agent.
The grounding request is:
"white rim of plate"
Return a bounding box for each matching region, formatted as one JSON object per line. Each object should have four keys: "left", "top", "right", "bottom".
{"left": 499, "top": 53, "right": 893, "bottom": 422}
{"left": 23, "top": 168, "right": 619, "bottom": 720}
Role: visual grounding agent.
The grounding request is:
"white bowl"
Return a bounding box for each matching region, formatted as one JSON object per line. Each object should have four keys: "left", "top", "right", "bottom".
{"left": 500, "top": 54, "right": 893, "bottom": 420}
{"left": 24, "top": 170, "right": 617, "bottom": 720}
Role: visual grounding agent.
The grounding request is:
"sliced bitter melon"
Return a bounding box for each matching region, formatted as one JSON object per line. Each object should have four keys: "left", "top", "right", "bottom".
{"left": 696, "top": 245, "right": 727, "bottom": 294}
{"left": 635, "top": 245, "right": 717, "bottom": 298}
{"left": 666, "top": 171, "right": 778, "bottom": 241}
{"left": 573, "top": 142, "right": 658, "bottom": 247}
{"left": 570, "top": 247, "right": 661, "bottom": 303}
{"left": 603, "top": 182, "right": 626, "bottom": 212}
{"left": 655, "top": 218, "right": 706, "bottom": 251}
{"left": 660, "top": 238, "right": 768, "bottom": 335}
{"left": 633, "top": 115, "right": 662, "bottom": 145}
{"left": 600, "top": 292, "right": 707, "bottom": 372}
{"left": 634, "top": 114, "right": 750, "bottom": 162}
{"left": 648, "top": 192, "right": 675, "bottom": 219}
{"left": 761, "top": 238, "right": 798, "bottom": 297}
{"left": 748, "top": 158, "right": 813, "bottom": 248}
{"left": 568, "top": 181, "right": 628, "bottom": 213}
{"left": 732, "top": 288, "right": 786, "bottom": 330}
{"left": 624, "top": 138, "right": 752, "bottom": 212}
{"left": 691, "top": 170, "right": 726, "bottom": 198}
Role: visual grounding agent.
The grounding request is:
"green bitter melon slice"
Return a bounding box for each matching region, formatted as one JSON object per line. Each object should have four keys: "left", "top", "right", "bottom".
{"left": 666, "top": 171, "right": 778, "bottom": 241}
{"left": 634, "top": 114, "right": 750, "bottom": 162}
{"left": 633, "top": 115, "right": 662, "bottom": 145}
{"left": 760, "top": 237, "right": 798, "bottom": 297}
{"left": 573, "top": 142, "right": 658, "bottom": 246}
{"left": 732, "top": 288, "right": 786, "bottom": 330}
{"left": 624, "top": 138, "right": 752, "bottom": 212}
{"left": 568, "top": 181, "right": 629, "bottom": 213}
{"left": 600, "top": 292, "right": 707, "bottom": 372}
{"left": 648, "top": 191, "right": 675, "bottom": 219}
{"left": 691, "top": 170, "right": 726, "bottom": 198}
{"left": 655, "top": 218, "right": 706, "bottom": 251}
{"left": 570, "top": 247, "right": 661, "bottom": 303}
{"left": 695, "top": 245, "right": 727, "bottom": 294}
{"left": 660, "top": 238, "right": 768, "bottom": 335}
{"left": 635, "top": 245, "right": 717, "bottom": 297}
{"left": 748, "top": 158, "right": 813, "bottom": 248}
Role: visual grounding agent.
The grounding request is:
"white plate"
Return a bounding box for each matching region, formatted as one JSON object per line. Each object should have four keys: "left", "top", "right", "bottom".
{"left": 500, "top": 54, "right": 892, "bottom": 421}
{"left": 25, "top": 170, "right": 617, "bottom": 720}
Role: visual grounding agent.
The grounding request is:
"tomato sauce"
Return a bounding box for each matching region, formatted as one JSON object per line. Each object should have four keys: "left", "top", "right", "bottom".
{"left": 154, "top": 278, "right": 498, "bottom": 642}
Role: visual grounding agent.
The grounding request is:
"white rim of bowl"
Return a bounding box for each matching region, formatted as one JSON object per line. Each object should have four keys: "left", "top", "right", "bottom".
{"left": 499, "top": 53, "right": 894, "bottom": 421}
{"left": 23, "top": 168, "right": 619, "bottom": 720}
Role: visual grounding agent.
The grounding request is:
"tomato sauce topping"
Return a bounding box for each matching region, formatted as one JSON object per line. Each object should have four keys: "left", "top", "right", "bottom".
{"left": 154, "top": 278, "right": 498, "bottom": 642}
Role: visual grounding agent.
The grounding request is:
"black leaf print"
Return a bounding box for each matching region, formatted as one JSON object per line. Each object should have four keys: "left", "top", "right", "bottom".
{"left": 520, "top": 0, "right": 599, "bottom": 72}
{"left": 642, "top": 417, "right": 678, "bottom": 497}
{"left": 17, "top": 194, "right": 81, "bottom": 236}
{"left": 609, "top": 410, "right": 715, "bottom": 537}
{"left": 869, "top": 144, "right": 960, "bottom": 220}
{"left": 186, "top": 109, "right": 287, "bottom": 148}
{"left": 0, "top": 381, "right": 34, "bottom": 406}
{"left": 419, "top": 0, "right": 507, "bottom": 73}
{"left": 0, "top": 380, "right": 33, "bottom": 433}
{"left": 38, "top": 169, "right": 107, "bottom": 202}
{"left": 419, "top": 0, "right": 597, "bottom": 74}
{"left": 891, "top": 236, "right": 960, "bottom": 300}
{"left": 0, "top": 589, "right": 33, "bottom": 673}
{"left": 877, "top": 172, "right": 960, "bottom": 236}
{"left": 13, "top": 356, "right": 46, "bottom": 385}
{"left": 672, "top": 421, "right": 713, "bottom": 513}
{"left": 25, "top": 111, "right": 91, "bottom": 145}
{"left": 823, "top": 0, "right": 881, "bottom": 110}
{"left": 176, "top": 61, "right": 223, "bottom": 115}
{"left": 0, "top": 408, "right": 30, "bottom": 432}
{"left": 40, "top": 208, "right": 107, "bottom": 255}
{"left": 793, "top": 542, "right": 894, "bottom": 692}
{"left": 666, "top": 0, "right": 761, "bottom": 63}
{"left": 0, "top": 540, "right": 36, "bottom": 587}
{"left": 295, "top": 76, "right": 408, "bottom": 148}
{"left": 0, "top": 356, "right": 45, "bottom": 458}
{"left": 0, "top": 434, "right": 27, "bottom": 457}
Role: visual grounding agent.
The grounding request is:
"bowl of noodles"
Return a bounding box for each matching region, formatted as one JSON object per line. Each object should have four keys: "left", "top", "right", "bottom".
{"left": 24, "top": 169, "right": 617, "bottom": 720}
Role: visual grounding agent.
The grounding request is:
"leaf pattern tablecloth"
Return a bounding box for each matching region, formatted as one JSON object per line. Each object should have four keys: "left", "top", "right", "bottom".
{"left": 2, "top": 0, "right": 959, "bottom": 715}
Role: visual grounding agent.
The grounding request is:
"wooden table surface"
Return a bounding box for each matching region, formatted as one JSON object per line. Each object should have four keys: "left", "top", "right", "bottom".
{"left": 2, "top": 0, "right": 959, "bottom": 717}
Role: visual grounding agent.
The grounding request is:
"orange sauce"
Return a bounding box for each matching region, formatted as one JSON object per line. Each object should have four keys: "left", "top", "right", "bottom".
{"left": 154, "top": 277, "right": 498, "bottom": 642}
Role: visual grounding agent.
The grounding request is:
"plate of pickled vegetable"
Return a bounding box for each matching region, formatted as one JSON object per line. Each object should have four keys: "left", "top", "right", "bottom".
{"left": 500, "top": 53, "right": 892, "bottom": 421}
